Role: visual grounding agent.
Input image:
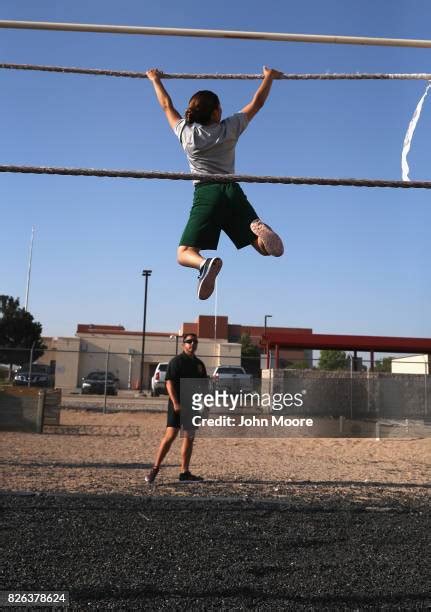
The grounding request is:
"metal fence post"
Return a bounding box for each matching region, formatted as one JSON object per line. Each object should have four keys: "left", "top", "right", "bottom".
{"left": 36, "top": 389, "right": 45, "bottom": 433}
{"left": 103, "top": 345, "right": 110, "bottom": 414}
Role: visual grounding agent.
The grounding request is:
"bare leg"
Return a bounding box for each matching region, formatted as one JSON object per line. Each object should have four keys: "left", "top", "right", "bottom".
{"left": 177, "top": 246, "right": 205, "bottom": 269}
{"left": 153, "top": 427, "right": 179, "bottom": 468}
{"left": 181, "top": 433, "right": 195, "bottom": 472}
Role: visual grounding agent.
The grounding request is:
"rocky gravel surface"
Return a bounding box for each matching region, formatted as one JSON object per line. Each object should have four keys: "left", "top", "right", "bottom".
{"left": 2, "top": 490, "right": 430, "bottom": 610}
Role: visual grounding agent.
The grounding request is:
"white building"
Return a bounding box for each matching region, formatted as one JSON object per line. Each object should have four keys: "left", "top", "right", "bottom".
{"left": 391, "top": 354, "right": 429, "bottom": 375}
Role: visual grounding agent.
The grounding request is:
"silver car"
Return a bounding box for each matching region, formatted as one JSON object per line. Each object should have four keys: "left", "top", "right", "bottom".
{"left": 151, "top": 362, "right": 168, "bottom": 396}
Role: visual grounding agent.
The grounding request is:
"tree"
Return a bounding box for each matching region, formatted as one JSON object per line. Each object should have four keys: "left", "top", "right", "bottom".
{"left": 240, "top": 333, "right": 260, "bottom": 377}
{"left": 374, "top": 357, "right": 393, "bottom": 372}
{"left": 240, "top": 333, "right": 260, "bottom": 358}
{"left": 318, "top": 349, "right": 348, "bottom": 371}
{"left": 292, "top": 360, "right": 312, "bottom": 369}
{"left": 0, "top": 295, "right": 45, "bottom": 378}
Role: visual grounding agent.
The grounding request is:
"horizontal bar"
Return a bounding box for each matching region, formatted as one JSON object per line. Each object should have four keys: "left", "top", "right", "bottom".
{"left": 2, "top": 63, "right": 431, "bottom": 80}
{"left": 1, "top": 19, "right": 431, "bottom": 49}
{"left": 1, "top": 164, "right": 430, "bottom": 189}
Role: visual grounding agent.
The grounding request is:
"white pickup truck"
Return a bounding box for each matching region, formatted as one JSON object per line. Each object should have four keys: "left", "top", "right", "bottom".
{"left": 211, "top": 365, "right": 253, "bottom": 392}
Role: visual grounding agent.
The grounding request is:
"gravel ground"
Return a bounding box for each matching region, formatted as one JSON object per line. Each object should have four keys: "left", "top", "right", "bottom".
{"left": 1, "top": 409, "right": 430, "bottom": 610}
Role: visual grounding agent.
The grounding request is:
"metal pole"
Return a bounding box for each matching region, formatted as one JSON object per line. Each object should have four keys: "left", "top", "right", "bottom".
{"left": 27, "top": 342, "right": 35, "bottom": 388}
{"left": 103, "top": 344, "right": 110, "bottom": 414}
{"left": 2, "top": 20, "right": 431, "bottom": 48}
{"left": 36, "top": 389, "right": 45, "bottom": 433}
{"left": 127, "top": 349, "right": 134, "bottom": 390}
{"left": 139, "top": 270, "right": 152, "bottom": 392}
{"left": 214, "top": 279, "right": 218, "bottom": 342}
{"left": 349, "top": 353, "right": 353, "bottom": 419}
{"left": 264, "top": 315, "right": 272, "bottom": 370}
{"left": 24, "top": 226, "right": 35, "bottom": 311}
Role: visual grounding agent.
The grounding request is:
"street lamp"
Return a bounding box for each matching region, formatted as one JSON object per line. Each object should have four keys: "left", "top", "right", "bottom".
{"left": 170, "top": 334, "right": 180, "bottom": 355}
{"left": 264, "top": 314, "right": 272, "bottom": 368}
{"left": 139, "top": 269, "right": 152, "bottom": 392}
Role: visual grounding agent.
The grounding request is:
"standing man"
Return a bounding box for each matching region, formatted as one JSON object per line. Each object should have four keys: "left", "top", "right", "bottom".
{"left": 145, "top": 333, "right": 207, "bottom": 483}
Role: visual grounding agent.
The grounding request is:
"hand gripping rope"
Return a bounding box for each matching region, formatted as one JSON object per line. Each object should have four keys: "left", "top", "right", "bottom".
{"left": 2, "top": 63, "right": 431, "bottom": 81}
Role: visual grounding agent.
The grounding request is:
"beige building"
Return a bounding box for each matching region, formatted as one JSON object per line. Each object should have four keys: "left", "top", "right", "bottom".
{"left": 41, "top": 323, "right": 242, "bottom": 391}
{"left": 39, "top": 315, "right": 313, "bottom": 391}
{"left": 391, "top": 354, "right": 429, "bottom": 375}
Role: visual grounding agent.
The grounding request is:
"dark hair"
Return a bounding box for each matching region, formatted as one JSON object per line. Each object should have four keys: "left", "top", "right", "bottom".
{"left": 183, "top": 332, "right": 198, "bottom": 342}
{"left": 185, "top": 90, "right": 220, "bottom": 125}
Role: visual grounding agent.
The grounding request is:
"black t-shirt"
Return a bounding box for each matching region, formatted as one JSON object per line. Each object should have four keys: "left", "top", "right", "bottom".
{"left": 165, "top": 352, "right": 207, "bottom": 407}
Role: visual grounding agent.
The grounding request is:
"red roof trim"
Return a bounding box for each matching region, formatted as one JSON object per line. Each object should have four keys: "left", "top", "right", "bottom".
{"left": 263, "top": 332, "right": 431, "bottom": 354}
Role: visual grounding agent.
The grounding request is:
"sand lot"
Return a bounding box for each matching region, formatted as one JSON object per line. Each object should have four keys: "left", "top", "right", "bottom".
{"left": 1, "top": 409, "right": 430, "bottom": 499}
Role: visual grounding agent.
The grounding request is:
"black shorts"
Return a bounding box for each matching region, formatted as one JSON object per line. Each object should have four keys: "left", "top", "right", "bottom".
{"left": 167, "top": 402, "right": 197, "bottom": 433}
{"left": 167, "top": 402, "right": 181, "bottom": 429}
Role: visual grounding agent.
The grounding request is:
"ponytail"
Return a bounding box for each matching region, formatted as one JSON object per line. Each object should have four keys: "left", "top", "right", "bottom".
{"left": 185, "top": 90, "right": 220, "bottom": 126}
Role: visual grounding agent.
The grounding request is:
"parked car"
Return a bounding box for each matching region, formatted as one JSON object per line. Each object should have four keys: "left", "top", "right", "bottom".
{"left": 13, "top": 364, "right": 54, "bottom": 388}
{"left": 151, "top": 362, "right": 168, "bottom": 396}
{"left": 81, "top": 371, "right": 119, "bottom": 395}
{"left": 211, "top": 366, "right": 253, "bottom": 392}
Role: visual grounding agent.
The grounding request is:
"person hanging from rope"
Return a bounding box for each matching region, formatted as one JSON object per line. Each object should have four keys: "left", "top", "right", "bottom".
{"left": 146, "top": 66, "right": 285, "bottom": 300}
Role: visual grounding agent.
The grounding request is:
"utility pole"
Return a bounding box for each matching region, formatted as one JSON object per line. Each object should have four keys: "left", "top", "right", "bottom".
{"left": 139, "top": 270, "right": 152, "bottom": 392}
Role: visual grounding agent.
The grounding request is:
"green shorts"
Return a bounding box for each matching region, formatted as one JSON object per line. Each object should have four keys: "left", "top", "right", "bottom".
{"left": 179, "top": 182, "right": 258, "bottom": 250}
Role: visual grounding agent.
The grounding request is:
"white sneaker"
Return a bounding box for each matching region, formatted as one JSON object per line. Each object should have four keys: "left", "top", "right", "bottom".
{"left": 250, "top": 220, "right": 284, "bottom": 257}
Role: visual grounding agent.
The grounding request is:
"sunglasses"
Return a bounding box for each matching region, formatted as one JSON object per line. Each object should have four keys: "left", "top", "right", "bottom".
{"left": 184, "top": 338, "right": 198, "bottom": 344}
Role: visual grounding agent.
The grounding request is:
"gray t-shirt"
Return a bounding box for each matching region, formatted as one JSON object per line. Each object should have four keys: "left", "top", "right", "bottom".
{"left": 174, "top": 113, "right": 248, "bottom": 181}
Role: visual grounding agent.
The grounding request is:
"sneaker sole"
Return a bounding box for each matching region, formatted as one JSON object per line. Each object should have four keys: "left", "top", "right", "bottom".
{"left": 198, "top": 258, "right": 223, "bottom": 300}
{"left": 250, "top": 221, "right": 284, "bottom": 257}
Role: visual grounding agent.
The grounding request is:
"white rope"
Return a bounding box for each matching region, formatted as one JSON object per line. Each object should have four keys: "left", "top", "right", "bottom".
{"left": 1, "top": 19, "right": 431, "bottom": 49}
{"left": 401, "top": 82, "right": 431, "bottom": 181}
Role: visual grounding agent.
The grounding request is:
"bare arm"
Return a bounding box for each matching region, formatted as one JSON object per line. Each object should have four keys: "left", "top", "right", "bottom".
{"left": 240, "top": 66, "right": 284, "bottom": 122}
{"left": 146, "top": 68, "right": 182, "bottom": 130}
{"left": 166, "top": 380, "right": 181, "bottom": 413}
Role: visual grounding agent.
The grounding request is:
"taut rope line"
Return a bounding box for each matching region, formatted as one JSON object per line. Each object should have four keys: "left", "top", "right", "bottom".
{"left": 1, "top": 20, "right": 431, "bottom": 49}
{"left": 1, "top": 165, "right": 431, "bottom": 189}
{"left": 2, "top": 63, "right": 431, "bottom": 81}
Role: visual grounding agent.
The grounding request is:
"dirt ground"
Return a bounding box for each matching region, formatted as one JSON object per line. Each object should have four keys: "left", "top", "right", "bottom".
{"left": 1, "top": 408, "right": 429, "bottom": 502}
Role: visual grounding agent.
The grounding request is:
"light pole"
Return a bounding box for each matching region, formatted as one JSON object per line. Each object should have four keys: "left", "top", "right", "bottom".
{"left": 139, "top": 269, "right": 152, "bottom": 392}
{"left": 169, "top": 334, "right": 179, "bottom": 355}
{"left": 264, "top": 314, "right": 272, "bottom": 368}
{"left": 24, "top": 226, "right": 35, "bottom": 311}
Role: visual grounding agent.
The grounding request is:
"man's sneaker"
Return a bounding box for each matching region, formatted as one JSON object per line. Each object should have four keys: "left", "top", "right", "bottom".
{"left": 145, "top": 466, "right": 159, "bottom": 484}
{"left": 250, "top": 219, "right": 284, "bottom": 257}
{"left": 179, "top": 471, "right": 204, "bottom": 482}
{"left": 197, "top": 257, "right": 223, "bottom": 300}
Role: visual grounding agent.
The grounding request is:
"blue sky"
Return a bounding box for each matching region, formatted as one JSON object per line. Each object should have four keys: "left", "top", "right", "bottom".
{"left": 0, "top": 1, "right": 430, "bottom": 340}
